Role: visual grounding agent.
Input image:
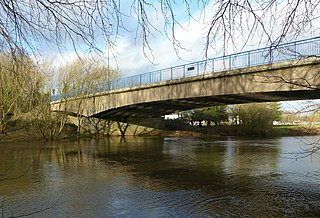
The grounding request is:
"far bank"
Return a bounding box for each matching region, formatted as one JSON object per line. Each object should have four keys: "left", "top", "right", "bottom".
{"left": 0, "top": 118, "right": 319, "bottom": 143}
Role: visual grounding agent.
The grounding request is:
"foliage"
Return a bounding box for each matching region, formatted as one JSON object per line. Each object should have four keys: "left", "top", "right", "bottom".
{"left": 191, "top": 106, "right": 229, "bottom": 126}
{"left": 164, "top": 118, "right": 189, "bottom": 131}
{"left": 232, "top": 102, "right": 282, "bottom": 136}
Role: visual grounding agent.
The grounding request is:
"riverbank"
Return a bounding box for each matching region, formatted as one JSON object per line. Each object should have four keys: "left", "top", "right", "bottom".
{"left": 0, "top": 121, "right": 78, "bottom": 143}
{"left": 1, "top": 122, "right": 319, "bottom": 143}
{"left": 273, "top": 125, "right": 320, "bottom": 136}
{"left": 154, "top": 125, "right": 320, "bottom": 137}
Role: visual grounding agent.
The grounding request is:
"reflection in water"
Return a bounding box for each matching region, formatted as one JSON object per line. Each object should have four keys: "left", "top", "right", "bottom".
{"left": 0, "top": 136, "right": 319, "bottom": 217}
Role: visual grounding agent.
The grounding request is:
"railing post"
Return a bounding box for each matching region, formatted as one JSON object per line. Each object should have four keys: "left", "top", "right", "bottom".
{"left": 212, "top": 59, "right": 214, "bottom": 73}
{"left": 183, "top": 65, "right": 186, "bottom": 78}
{"left": 229, "top": 55, "right": 232, "bottom": 70}
{"left": 139, "top": 74, "right": 142, "bottom": 85}
{"left": 294, "top": 41, "right": 297, "bottom": 59}
{"left": 197, "top": 62, "right": 200, "bottom": 75}
{"left": 170, "top": 68, "right": 173, "bottom": 80}
{"left": 248, "top": 51, "right": 250, "bottom": 66}
{"left": 160, "top": 70, "right": 162, "bottom": 82}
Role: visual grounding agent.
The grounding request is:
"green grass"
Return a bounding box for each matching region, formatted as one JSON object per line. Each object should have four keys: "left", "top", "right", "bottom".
{"left": 272, "top": 124, "right": 320, "bottom": 136}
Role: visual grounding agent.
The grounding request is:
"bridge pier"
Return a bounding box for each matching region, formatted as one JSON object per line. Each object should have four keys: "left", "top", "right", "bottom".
{"left": 116, "top": 121, "right": 129, "bottom": 137}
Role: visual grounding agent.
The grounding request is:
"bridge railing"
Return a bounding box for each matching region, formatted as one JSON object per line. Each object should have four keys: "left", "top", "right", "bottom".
{"left": 52, "top": 36, "right": 320, "bottom": 101}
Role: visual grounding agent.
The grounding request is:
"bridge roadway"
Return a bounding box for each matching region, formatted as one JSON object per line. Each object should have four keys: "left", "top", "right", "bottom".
{"left": 51, "top": 57, "right": 320, "bottom": 121}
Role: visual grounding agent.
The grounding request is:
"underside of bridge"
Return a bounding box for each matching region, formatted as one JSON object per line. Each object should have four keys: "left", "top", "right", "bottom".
{"left": 92, "top": 90, "right": 319, "bottom": 121}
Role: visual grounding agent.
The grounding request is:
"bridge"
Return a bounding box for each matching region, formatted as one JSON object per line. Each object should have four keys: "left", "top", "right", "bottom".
{"left": 51, "top": 37, "right": 320, "bottom": 121}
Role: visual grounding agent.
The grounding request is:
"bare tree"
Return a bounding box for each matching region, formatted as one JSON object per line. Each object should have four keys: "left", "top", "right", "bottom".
{"left": 0, "top": 1, "right": 319, "bottom": 59}
{"left": 205, "top": 0, "right": 320, "bottom": 55}
{"left": 33, "top": 99, "right": 69, "bottom": 141}
{"left": 0, "top": 52, "right": 42, "bottom": 138}
{"left": 57, "top": 57, "right": 120, "bottom": 135}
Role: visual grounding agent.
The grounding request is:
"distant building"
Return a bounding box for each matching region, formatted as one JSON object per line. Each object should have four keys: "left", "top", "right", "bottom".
{"left": 164, "top": 113, "right": 180, "bottom": 120}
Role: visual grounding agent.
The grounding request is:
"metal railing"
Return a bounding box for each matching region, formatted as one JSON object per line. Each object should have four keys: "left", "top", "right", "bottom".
{"left": 51, "top": 36, "right": 320, "bottom": 101}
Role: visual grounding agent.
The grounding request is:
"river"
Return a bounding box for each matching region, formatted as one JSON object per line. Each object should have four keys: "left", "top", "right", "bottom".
{"left": 0, "top": 136, "right": 320, "bottom": 217}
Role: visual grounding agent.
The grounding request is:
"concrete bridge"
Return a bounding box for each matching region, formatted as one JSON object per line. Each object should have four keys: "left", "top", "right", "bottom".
{"left": 51, "top": 56, "right": 320, "bottom": 121}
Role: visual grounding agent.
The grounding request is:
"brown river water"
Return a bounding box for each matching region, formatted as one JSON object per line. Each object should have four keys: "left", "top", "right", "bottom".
{"left": 0, "top": 136, "right": 320, "bottom": 217}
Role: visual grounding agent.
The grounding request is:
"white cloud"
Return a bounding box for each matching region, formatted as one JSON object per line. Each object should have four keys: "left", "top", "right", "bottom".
{"left": 110, "top": 4, "right": 211, "bottom": 76}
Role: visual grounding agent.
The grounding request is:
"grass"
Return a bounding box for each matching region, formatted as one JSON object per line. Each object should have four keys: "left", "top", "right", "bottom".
{"left": 272, "top": 124, "right": 320, "bottom": 136}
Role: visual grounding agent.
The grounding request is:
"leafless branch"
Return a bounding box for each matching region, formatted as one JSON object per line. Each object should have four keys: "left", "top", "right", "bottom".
{"left": 283, "top": 137, "right": 320, "bottom": 159}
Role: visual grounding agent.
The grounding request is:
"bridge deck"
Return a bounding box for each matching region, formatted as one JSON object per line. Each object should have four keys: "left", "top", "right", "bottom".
{"left": 51, "top": 37, "right": 320, "bottom": 102}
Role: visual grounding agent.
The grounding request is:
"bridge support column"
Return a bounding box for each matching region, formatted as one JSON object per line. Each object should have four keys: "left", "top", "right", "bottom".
{"left": 116, "top": 121, "right": 129, "bottom": 137}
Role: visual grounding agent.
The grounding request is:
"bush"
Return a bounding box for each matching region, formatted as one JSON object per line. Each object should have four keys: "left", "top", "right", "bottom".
{"left": 232, "top": 103, "right": 282, "bottom": 136}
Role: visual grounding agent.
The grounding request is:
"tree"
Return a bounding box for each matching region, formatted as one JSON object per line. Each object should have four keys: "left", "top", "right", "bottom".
{"left": 232, "top": 102, "right": 282, "bottom": 136}
{"left": 0, "top": 52, "right": 42, "bottom": 136}
{"left": 205, "top": 106, "right": 229, "bottom": 126}
{"left": 58, "top": 57, "right": 120, "bottom": 98}
{"left": 191, "top": 105, "right": 229, "bottom": 126}
{"left": 57, "top": 57, "right": 120, "bottom": 135}
{"left": 203, "top": 1, "right": 320, "bottom": 55}
{"left": 268, "top": 102, "right": 282, "bottom": 123}
{"left": 191, "top": 109, "right": 207, "bottom": 127}
{"left": 0, "top": 1, "right": 319, "bottom": 58}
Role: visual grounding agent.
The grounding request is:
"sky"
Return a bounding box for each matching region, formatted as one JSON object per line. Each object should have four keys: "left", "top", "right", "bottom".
{"left": 50, "top": 0, "right": 213, "bottom": 75}
{"left": 46, "top": 0, "right": 320, "bottom": 74}
{"left": 37, "top": 0, "right": 320, "bottom": 112}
